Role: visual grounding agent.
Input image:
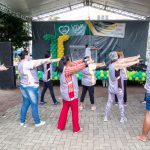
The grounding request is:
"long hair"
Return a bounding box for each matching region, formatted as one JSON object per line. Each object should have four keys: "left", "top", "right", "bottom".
{"left": 57, "top": 55, "right": 70, "bottom": 74}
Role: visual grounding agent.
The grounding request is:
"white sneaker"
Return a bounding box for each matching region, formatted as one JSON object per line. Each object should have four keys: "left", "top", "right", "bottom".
{"left": 91, "top": 105, "right": 96, "bottom": 111}
{"left": 79, "top": 103, "right": 84, "bottom": 110}
{"left": 120, "top": 117, "right": 127, "bottom": 123}
{"left": 74, "top": 128, "right": 83, "bottom": 133}
{"left": 20, "top": 122, "right": 25, "bottom": 126}
{"left": 79, "top": 106, "right": 84, "bottom": 110}
{"left": 35, "top": 121, "right": 46, "bottom": 127}
{"left": 20, "top": 122, "right": 27, "bottom": 127}
{"left": 104, "top": 117, "right": 108, "bottom": 122}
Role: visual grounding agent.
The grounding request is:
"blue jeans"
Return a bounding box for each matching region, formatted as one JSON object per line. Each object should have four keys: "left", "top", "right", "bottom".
{"left": 146, "top": 93, "right": 150, "bottom": 111}
{"left": 20, "top": 85, "right": 40, "bottom": 124}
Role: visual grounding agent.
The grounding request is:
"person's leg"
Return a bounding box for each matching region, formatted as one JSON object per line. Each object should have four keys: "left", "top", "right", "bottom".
{"left": 88, "top": 86, "right": 94, "bottom": 104}
{"left": 141, "top": 93, "right": 146, "bottom": 104}
{"left": 137, "top": 93, "right": 150, "bottom": 142}
{"left": 88, "top": 86, "right": 96, "bottom": 110}
{"left": 20, "top": 85, "right": 30, "bottom": 124}
{"left": 115, "top": 95, "right": 118, "bottom": 103}
{"left": 47, "top": 80, "right": 58, "bottom": 104}
{"left": 104, "top": 91, "right": 115, "bottom": 121}
{"left": 70, "top": 99, "right": 80, "bottom": 132}
{"left": 124, "top": 80, "right": 127, "bottom": 104}
{"left": 79, "top": 85, "right": 87, "bottom": 110}
{"left": 80, "top": 85, "right": 87, "bottom": 103}
{"left": 40, "top": 82, "right": 47, "bottom": 103}
{"left": 116, "top": 88, "right": 125, "bottom": 122}
{"left": 137, "top": 112, "right": 150, "bottom": 141}
{"left": 27, "top": 86, "right": 41, "bottom": 124}
{"left": 57, "top": 100, "right": 69, "bottom": 130}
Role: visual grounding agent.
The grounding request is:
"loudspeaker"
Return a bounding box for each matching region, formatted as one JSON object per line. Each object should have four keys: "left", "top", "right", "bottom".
{"left": 0, "top": 42, "right": 13, "bottom": 66}
{"left": 0, "top": 42, "right": 16, "bottom": 89}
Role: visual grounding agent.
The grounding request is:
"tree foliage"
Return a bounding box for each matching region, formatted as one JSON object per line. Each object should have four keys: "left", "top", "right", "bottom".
{"left": 0, "top": 11, "right": 31, "bottom": 48}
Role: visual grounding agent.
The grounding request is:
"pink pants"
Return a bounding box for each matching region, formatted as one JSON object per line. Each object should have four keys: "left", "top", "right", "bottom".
{"left": 57, "top": 98, "right": 80, "bottom": 132}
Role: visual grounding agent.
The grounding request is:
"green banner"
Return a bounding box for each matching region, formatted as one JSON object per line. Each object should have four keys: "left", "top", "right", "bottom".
{"left": 55, "top": 21, "right": 90, "bottom": 36}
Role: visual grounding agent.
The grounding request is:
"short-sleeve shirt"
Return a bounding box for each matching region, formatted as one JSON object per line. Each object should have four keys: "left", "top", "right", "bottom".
{"left": 85, "top": 47, "right": 91, "bottom": 57}
{"left": 18, "top": 60, "right": 39, "bottom": 86}
{"left": 82, "top": 63, "right": 96, "bottom": 86}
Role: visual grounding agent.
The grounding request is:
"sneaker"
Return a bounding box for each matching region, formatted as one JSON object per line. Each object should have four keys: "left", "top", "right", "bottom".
{"left": 54, "top": 101, "right": 60, "bottom": 105}
{"left": 91, "top": 105, "right": 96, "bottom": 111}
{"left": 57, "top": 129, "right": 62, "bottom": 132}
{"left": 35, "top": 121, "right": 46, "bottom": 127}
{"left": 140, "top": 100, "right": 146, "bottom": 104}
{"left": 104, "top": 117, "right": 108, "bottom": 122}
{"left": 124, "top": 103, "right": 128, "bottom": 106}
{"left": 120, "top": 117, "right": 127, "bottom": 123}
{"left": 74, "top": 128, "right": 83, "bottom": 133}
{"left": 79, "top": 103, "right": 84, "bottom": 110}
{"left": 115, "top": 102, "right": 118, "bottom": 106}
{"left": 20, "top": 122, "right": 25, "bottom": 126}
{"left": 20, "top": 122, "right": 27, "bottom": 127}
{"left": 40, "top": 101, "right": 47, "bottom": 105}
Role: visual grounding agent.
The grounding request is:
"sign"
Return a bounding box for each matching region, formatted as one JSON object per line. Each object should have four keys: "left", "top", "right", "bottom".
{"left": 85, "top": 20, "right": 126, "bottom": 38}
{"left": 55, "top": 21, "right": 88, "bottom": 36}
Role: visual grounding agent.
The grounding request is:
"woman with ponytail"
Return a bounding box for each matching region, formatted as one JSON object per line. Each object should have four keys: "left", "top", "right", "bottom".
{"left": 57, "top": 55, "right": 93, "bottom": 133}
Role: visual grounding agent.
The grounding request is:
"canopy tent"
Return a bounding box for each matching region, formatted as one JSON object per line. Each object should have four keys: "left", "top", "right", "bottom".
{"left": 0, "top": 0, "right": 150, "bottom": 20}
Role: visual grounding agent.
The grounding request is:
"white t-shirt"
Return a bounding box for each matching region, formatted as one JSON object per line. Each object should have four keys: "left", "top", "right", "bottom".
{"left": 85, "top": 47, "right": 91, "bottom": 57}
{"left": 18, "top": 60, "right": 39, "bottom": 86}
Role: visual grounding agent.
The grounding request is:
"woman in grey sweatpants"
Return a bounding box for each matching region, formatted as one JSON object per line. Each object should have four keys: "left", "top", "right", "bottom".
{"left": 104, "top": 51, "right": 140, "bottom": 123}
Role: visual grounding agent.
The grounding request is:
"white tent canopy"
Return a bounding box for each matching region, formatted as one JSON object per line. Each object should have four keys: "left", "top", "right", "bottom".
{"left": 0, "top": 0, "right": 150, "bottom": 20}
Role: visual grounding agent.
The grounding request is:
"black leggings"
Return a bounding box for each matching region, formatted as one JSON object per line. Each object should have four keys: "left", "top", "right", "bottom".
{"left": 40, "top": 80, "right": 57, "bottom": 103}
{"left": 80, "top": 85, "right": 94, "bottom": 104}
{"left": 115, "top": 80, "right": 127, "bottom": 103}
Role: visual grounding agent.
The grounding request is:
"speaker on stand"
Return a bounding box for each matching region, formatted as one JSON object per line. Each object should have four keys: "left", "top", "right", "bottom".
{"left": 0, "top": 42, "right": 16, "bottom": 89}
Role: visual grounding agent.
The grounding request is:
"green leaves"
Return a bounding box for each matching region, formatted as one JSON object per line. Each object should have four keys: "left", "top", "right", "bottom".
{"left": 0, "top": 12, "right": 31, "bottom": 48}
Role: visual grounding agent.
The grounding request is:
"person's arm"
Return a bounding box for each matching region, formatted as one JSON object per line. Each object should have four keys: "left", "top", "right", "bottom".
{"left": 0, "top": 64, "right": 8, "bottom": 71}
{"left": 50, "top": 58, "right": 61, "bottom": 63}
{"left": 119, "top": 55, "right": 140, "bottom": 63}
{"left": 114, "top": 59, "right": 139, "bottom": 70}
{"left": 91, "top": 47, "right": 97, "bottom": 51}
{"left": 65, "top": 63, "right": 86, "bottom": 75}
{"left": 71, "top": 60, "right": 83, "bottom": 66}
{"left": 96, "top": 62, "right": 106, "bottom": 69}
{"left": 65, "top": 59, "right": 93, "bottom": 75}
{"left": 32, "top": 58, "right": 53, "bottom": 68}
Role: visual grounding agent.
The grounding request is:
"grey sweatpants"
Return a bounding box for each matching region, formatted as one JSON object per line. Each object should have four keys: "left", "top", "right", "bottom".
{"left": 104, "top": 88, "right": 125, "bottom": 118}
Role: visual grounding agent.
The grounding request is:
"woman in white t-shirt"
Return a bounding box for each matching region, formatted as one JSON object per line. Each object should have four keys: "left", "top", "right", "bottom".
{"left": 18, "top": 50, "right": 60, "bottom": 127}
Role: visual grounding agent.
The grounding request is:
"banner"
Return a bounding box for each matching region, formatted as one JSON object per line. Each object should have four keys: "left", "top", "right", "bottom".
{"left": 85, "top": 20, "right": 126, "bottom": 38}
{"left": 55, "top": 21, "right": 88, "bottom": 36}
{"left": 55, "top": 21, "right": 126, "bottom": 38}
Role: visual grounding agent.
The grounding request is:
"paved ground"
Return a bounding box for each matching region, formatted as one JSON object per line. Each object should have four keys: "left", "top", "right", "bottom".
{"left": 0, "top": 84, "right": 150, "bottom": 150}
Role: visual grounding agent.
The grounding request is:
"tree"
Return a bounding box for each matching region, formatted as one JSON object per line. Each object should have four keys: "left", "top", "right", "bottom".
{"left": 0, "top": 11, "right": 31, "bottom": 48}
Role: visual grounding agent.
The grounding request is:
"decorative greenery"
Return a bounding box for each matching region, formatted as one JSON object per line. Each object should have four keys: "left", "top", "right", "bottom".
{"left": 38, "top": 70, "right": 146, "bottom": 83}
{"left": 0, "top": 12, "right": 31, "bottom": 48}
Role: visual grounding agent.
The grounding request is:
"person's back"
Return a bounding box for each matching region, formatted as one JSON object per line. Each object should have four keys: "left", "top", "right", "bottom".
{"left": 81, "top": 63, "right": 96, "bottom": 86}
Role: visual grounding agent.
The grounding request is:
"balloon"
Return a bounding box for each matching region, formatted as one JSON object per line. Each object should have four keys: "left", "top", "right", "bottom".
{"left": 57, "top": 35, "right": 70, "bottom": 58}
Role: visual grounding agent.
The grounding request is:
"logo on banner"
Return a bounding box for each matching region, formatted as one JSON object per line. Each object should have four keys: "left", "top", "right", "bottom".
{"left": 58, "top": 24, "right": 85, "bottom": 35}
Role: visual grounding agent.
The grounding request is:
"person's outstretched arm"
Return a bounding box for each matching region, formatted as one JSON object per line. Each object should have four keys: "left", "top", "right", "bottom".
{"left": 96, "top": 62, "right": 106, "bottom": 68}
{"left": 114, "top": 59, "right": 139, "bottom": 70}
{"left": 0, "top": 64, "right": 8, "bottom": 71}
{"left": 65, "top": 59, "right": 93, "bottom": 75}
{"left": 32, "top": 58, "right": 60, "bottom": 68}
{"left": 119, "top": 55, "right": 140, "bottom": 63}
